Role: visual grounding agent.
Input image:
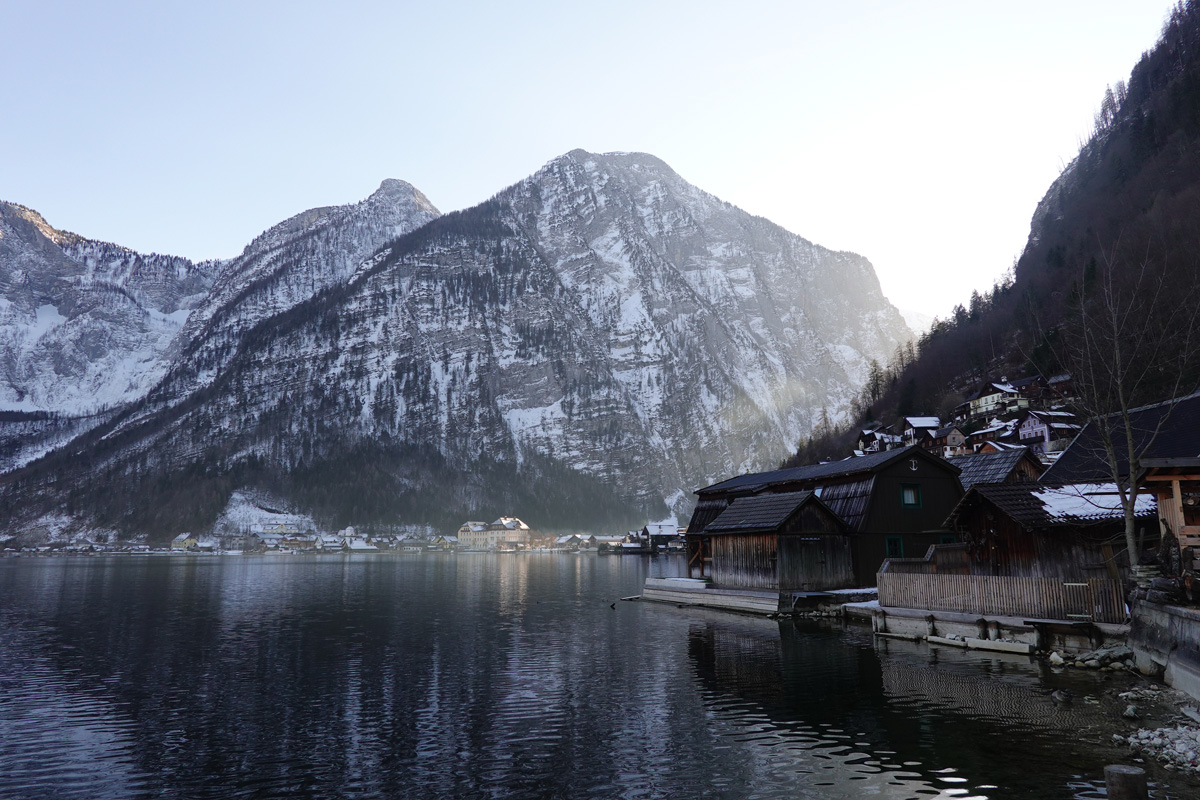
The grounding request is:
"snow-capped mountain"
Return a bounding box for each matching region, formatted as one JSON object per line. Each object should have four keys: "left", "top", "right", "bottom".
{"left": 0, "top": 201, "right": 215, "bottom": 415}
{"left": 0, "top": 181, "right": 439, "bottom": 471}
{"left": 165, "top": 178, "right": 440, "bottom": 401}
{"left": 2, "top": 151, "right": 911, "bottom": 539}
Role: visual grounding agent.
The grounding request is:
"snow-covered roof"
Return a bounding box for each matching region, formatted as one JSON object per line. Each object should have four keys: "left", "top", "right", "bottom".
{"left": 905, "top": 416, "right": 940, "bottom": 429}
{"left": 1033, "top": 483, "right": 1156, "bottom": 523}
{"left": 644, "top": 523, "right": 676, "bottom": 537}
{"left": 950, "top": 482, "right": 1156, "bottom": 530}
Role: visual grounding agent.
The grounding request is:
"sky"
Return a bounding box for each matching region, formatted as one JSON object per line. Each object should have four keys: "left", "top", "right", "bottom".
{"left": 0, "top": 1, "right": 1174, "bottom": 321}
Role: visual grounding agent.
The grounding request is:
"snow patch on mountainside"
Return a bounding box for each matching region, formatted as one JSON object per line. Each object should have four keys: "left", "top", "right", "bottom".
{"left": 212, "top": 490, "right": 317, "bottom": 535}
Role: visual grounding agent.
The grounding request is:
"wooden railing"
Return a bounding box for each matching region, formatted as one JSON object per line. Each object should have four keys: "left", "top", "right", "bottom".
{"left": 880, "top": 543, "right": 970, "bottom": 575}
{"left": 877, "top": 572, "right": 1128, "bottom": 624}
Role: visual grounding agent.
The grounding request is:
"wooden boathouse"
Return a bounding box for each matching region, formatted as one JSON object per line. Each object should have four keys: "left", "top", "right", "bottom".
{"left": 695, "top": 490, "right": 852, "bottom": 593}
{"left": 688, "top": 447, "right": 964, "bottom": 587}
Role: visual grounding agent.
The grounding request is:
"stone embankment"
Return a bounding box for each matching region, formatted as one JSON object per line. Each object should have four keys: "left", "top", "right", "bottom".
{"left": 1048, "top": 643, "right": 1135, "bottom": 672}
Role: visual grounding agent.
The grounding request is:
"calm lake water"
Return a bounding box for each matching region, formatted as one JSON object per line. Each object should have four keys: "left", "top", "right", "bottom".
{"left": 0, "top": 553, "right": 1192, "bottom": 799}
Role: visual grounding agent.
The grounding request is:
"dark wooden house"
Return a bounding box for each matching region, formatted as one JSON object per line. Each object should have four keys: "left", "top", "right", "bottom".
{"left": 694, "top": 490, "right": 852, "bottom": 593}
{"left": 945, "top": 482, "right": 1156, "bottom": 582}
{"left": 688, "top": 447, "right": 963, "bottom": 586}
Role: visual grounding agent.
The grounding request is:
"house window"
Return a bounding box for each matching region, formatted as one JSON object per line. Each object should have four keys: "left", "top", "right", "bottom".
{"left": 939, "top": 534, "right": 957, "bottom": 544}
{"left": 901, "top": 483, "right": 922, "bottom": 509}
{"left": 886, "top": 536, "right": 904, "bottom": 558}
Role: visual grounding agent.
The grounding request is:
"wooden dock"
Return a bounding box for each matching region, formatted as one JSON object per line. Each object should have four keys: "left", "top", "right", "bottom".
{"left": 641, "top": 578, "right": 779, "bottom": 614}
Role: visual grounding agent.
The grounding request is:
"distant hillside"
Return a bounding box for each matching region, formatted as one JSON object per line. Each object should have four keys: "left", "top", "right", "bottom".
{"left": 793, "top": 1, "right": 1200, "bottom": 459}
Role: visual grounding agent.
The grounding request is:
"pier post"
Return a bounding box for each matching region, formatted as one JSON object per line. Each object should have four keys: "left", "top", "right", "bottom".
{"left": 1103, "top": 765, "right": 1148, "bottom": 800}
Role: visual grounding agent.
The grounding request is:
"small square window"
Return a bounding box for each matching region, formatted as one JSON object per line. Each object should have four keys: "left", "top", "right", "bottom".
{"left": 940, "top": 534, "right": 957, "bottom": 544}
{"left": 885, "top": 536, "right": 904, "bottom": 558}
{"left": 901, "top": 483, "right": 922, "bottom": 509}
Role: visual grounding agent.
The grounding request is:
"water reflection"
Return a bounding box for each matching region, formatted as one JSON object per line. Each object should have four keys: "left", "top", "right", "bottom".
{"left": 0, "top": 555, "right": 1191, "bottom": 799}
{"left": 684, "top": 614, "right": 1181, "bottom": 798}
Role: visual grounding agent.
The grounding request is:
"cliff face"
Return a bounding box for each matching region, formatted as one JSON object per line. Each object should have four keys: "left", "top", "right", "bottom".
{"left": 1, "top": 151, "right": 910, "bottom": 539}
{"left": 0, "top": 201, "right": 215, "bottom": 417}
{"left": 0, "top": 181, "right": 440, "bottom": 471}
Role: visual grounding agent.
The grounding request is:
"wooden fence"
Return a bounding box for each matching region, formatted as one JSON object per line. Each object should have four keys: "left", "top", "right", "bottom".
{"left": 877, "top": 572, "right": 1128, "bottom": 624}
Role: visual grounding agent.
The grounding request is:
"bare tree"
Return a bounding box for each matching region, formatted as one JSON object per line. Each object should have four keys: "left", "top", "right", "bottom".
{"left": 1058, "top": 234, "right": 1200, "bottom": 567}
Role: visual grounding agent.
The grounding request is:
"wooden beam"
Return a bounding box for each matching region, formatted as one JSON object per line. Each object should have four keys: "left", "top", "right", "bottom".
{"left": 1143, "top": 474, "right": 1200, "bottom": 481}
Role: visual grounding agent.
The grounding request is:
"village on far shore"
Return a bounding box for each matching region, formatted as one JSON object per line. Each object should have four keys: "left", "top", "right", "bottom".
{"left": 156, "top": 518, "right": 686, "bottom": 556}
{"left": 3, "top": 493, "right": 686, "bottom": 558}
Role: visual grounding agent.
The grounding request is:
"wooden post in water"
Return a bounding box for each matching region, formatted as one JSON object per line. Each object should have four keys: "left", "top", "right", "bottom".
{"left": 1104, "top": 765, "right": 1148, "bottom": 800}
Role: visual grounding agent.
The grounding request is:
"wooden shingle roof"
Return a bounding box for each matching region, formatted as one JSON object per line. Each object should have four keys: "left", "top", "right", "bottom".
{"left": 948, "top": 448, "right": 1039, "bottom": 492}
{"left": 697, "top": 447, "right": 957, "bottom": 496}
{"left": 704, "top": 491, "right": 832, "bottom": 535}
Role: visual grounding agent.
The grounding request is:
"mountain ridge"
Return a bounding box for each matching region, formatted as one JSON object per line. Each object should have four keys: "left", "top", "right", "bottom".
{"left": 1, "top": 150, "right": 910, "bottom": 542}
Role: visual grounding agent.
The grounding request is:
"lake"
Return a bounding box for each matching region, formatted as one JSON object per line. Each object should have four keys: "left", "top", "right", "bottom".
{"left": 0, "top": 553, "right": 1191, "bottom": 799}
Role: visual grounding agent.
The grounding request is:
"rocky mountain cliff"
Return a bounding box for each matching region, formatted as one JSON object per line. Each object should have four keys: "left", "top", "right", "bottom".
{"left": 1, "top": 150, "right": 910, "bottom": 540}
{"left": 0, "top": 181, "right": 439, "bottom": 471}
{"left": 0, "top": 202, "right": 215, "bottom": 416}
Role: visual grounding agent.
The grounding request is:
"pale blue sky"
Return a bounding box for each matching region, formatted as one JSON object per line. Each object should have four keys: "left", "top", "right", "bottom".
{"left": 0, "top": 1, "right": 1172, "bottom": 318}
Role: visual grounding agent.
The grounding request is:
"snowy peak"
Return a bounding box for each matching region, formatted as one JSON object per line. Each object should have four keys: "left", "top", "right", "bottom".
{"left": 2, "top": 152, "right": 910, "bottom": 537}
{"left": 373, "top": 178, "right": 437, "bottom": 211}
{"left": 239, "top": 178, "right": 438, "bottom": 259}
{"left": 0, "top": 201, "right": 214, "bottom": 417}
{"left": 0, "top": 177, "right": 440, "bottom": 462}
{"left": 0, "top": 201, "right": 84, "bottom": 249}
{"left": 146, "top": 177, "right": 442, "bottom": 406}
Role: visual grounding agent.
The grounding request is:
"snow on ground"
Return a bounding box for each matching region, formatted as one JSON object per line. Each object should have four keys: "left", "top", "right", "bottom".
{"left": 29, "top": 304, "right": 65, "bottom": 337}
{"left": 212, "top": 489, "right": 316, "bottom": 534}
{"left": 0, "top": 513, "right": 122, "bottom": 546}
